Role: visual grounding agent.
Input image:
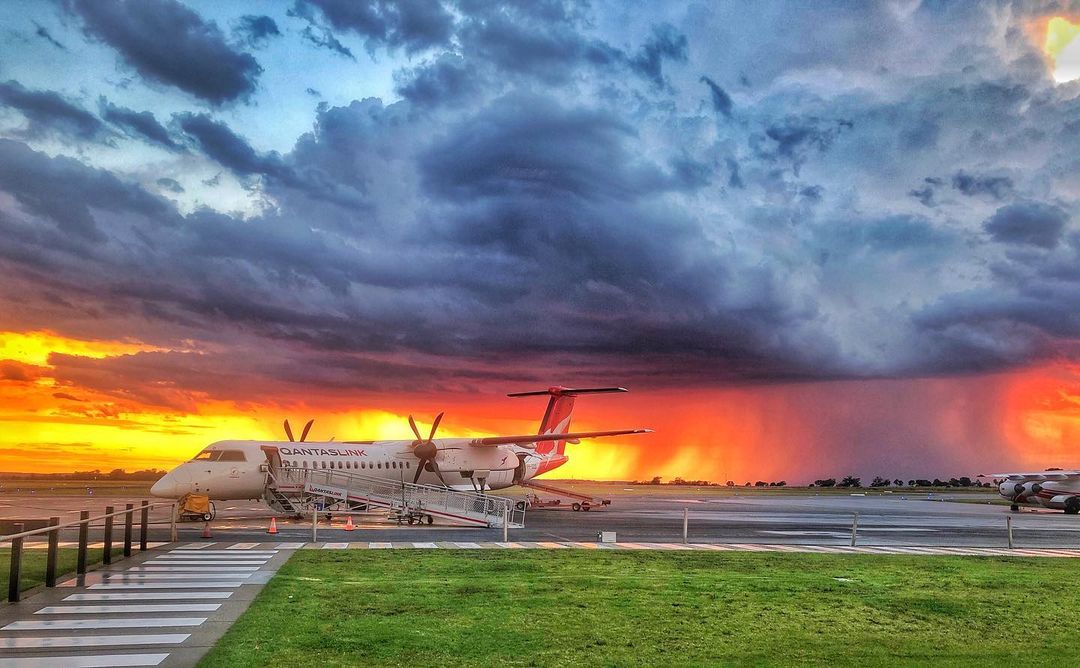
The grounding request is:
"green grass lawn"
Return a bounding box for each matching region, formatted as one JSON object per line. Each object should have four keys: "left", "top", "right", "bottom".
{"left": 0, "top": 547, "right": 123, "bottom": 593}
{"left": 200, "top": 550, "right": 1077, "bottom": 667}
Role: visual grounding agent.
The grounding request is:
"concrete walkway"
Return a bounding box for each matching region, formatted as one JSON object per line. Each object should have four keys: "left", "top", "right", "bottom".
{"left": 0, "top": 542, "right": 293, "bottom": 667}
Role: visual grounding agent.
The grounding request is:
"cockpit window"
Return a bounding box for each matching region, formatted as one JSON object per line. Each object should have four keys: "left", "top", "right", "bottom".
{"left": 191, "top": 450, "right": 247, "bottom": 462}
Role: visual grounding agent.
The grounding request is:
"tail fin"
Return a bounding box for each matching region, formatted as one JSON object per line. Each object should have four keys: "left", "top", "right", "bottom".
{"left": 506, "top": 386, "right": 626, "bottom": 456}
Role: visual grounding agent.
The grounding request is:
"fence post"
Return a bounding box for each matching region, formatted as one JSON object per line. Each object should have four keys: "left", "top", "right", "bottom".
{"left": 123, "top": 503, "right": 133, "bottom": 557}
{"left": 850, "top": 512, "right": 859, "bottom": 547}
{"left": 8, "top": 522, "right": 23, "bottom": 602}
{"left": 45, "top": 516, "right": 60, "bottom": 587}
{"left": 311, "top": 509, "right": 317, "bottom": 543}
{"left": 103, "top": 505, "right": 114, "bottom": 565}
{"left": 683, "top": 507, "right": 689, "bottom": 544}
{"left": 170, "top": 502, "right": 178, "bottom": 542}
{"left": 140, "top": 501, "right": 149, "bottom": 551}
{"left": 77, "top": 510, "right": 89, "bottom": 577}
{"left": 1007, "top": 515, "right": 1014, "bottom": 549}
{"left": 502, "top": 505, "right": 509, "bottom": 543}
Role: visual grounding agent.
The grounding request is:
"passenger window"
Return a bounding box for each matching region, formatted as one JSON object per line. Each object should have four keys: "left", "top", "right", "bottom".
{"left": 377, "top": 462, "right": 382, "bottom": 469}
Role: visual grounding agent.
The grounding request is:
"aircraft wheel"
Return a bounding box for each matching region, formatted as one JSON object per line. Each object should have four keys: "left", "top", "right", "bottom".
{"left": 515, "top": 501, "right": 526, "bottom": 512}
{"left": 1010, "top": 504, "right": 1019, "bottom": 512}
{"left": 424, "top": 514, "right": 434, "bottom": 525}
{"left": 581, "top": 502, "right": 591, "bottom": 511}
{"left": 202, "top": 512, "right": 212, "bottom": 521}
{"left": 1065, "top": 498, "right": 1080, "bottom": 515}
{"left": 407, "top": 516, "right": 416, "bottom": 525}
{"left": 571, "top": 503, "right": 581, "bottom": 512}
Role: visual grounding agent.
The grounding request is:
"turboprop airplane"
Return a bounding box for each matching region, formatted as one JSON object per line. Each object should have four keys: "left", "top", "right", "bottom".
{"left": 987, "top": 469, "right": 1080, "bottom": 513}
{"left": 150, "top": 386, "right": 650, "bottom": 503}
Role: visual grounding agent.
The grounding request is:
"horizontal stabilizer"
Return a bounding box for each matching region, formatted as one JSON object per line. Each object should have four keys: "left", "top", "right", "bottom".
{"left": 507, "top": 386, "right": 627, "bottom": 398}
{"left": 469, "top": 428, "right": 651, "bottom": 447}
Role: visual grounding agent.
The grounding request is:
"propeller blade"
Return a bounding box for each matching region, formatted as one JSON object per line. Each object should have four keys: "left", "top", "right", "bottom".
{"left": 408, "top": 415, "right": 423, "bottom": 442}
{"left": 300, "top": 419, "right": 314, "bottom": 442}
{"left": 283, "top": 419, "right": 295, "bottom": 442}
{"left": 412, "top": 460, "right": 424, "bottom": 484}
{"left": 428, "top": 412, "right": 444, "bottom": 442}
{"left": 430, "top": 458, "right": 447, "bottom": 486}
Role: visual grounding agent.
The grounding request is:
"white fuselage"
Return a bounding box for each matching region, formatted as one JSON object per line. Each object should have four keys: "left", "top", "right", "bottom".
{"left": 150, "top": 439, "right": 554, "bottom": 501}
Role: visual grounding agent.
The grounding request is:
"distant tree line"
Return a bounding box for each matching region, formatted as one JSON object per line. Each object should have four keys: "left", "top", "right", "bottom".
{"left": 632, "top": 476, "right": 788, "bottom": 487}
{"left": 0, "top": 469, "right": 167, "bottom": 481}
{"left": 629, "top": 475, "right": 992, "bottom": 488}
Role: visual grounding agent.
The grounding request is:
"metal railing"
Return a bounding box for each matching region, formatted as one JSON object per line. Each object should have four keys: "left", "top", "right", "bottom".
{"left": 272, "top": 467, "right": 525, "bottom": 528}
{"left": 1, "top": 501, "right": 167, "bottom": 603}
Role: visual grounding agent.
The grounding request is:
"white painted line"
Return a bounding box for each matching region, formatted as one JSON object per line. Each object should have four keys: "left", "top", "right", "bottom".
{"left": 411, "top": 542, "right": 438, "bottom": 548}
{"left": 129, "top": 566, "right": 260, "bottom": 572}
{"left": 0, "top": 654, "right": 170, "bottom": 667}
{"left": 89, "top": 582, "right": 247, "bottom": 589}
{"left": 368, "top": 542, "right": 392, "bottom": 549}
{"left": 275, "top": 542, "right": 306, "bottom": 549}
{"left": 64, "top": 592, "right": 233, "bottom": 601}
{"left": 101, "top": 573, "right": 251, "bottom": 580}
{"left": 322, "top": 543, "right": 349, "bottom": 549}
{"left": 453, "top": 542, "right": 481, "bottom": 548}
{"left": 37, "top": 603, "right": 221, "bottom": 615}
{"left": 3, "top": 617, "right": 207, "bottom": 631}
{"left": 177, "top": 542, "right": 215, "bottom": 549}
{"left": 169, "top": 550, "right": 277, "bottom": 555}
{"left": 149, "top": 561, "right": 266, "bottom": 566}
{"left": 536, "top": 542, "right": 568, "bottom": 549}
{"left": 0, "top": 635, "right": 189, "bottom": 649}
{"left": 226, "top": 543, "right": 261, "bottom": 549}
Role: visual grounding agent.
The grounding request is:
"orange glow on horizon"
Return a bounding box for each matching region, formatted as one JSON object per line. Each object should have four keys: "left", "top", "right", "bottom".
{"left": 2, "top": 327, "right": 1080, "bottom": 481}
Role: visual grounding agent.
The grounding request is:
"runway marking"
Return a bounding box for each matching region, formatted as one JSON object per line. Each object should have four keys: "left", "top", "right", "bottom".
{"left": 0, "top": 635, "right": 189, "bottom": 650}
{"left": 176, "top": 542, "right": 215, "bottom": 549}
{"left": 453, "top": 542, "right": 481, "bottom": 549}
{"left": 321, "top": 542, "right": 349, "bottom": 549}
{"left": 368, "top": 542, "right": 392, "bottom": 549}
{"left": 101, "top": 573, "right": 251, "bottom": 580}
{"left": 226, "top": 543, "right": 261, "bottom": 549}
{"left": 150, "top": 560, "right": 267, "bottom": 566}
{"left": 0, "top": 653, "right": 170, "bottom": 667}
{"left": 36, "top": 604, "right": 221, "bottom": 615}
{"left": 412, "top": 542, "right": 438, "bottom": 548}
{"left": 129, "top": 566, "right": 260, "bottom": 572}
{"left": 63, "top": 592, "right": 233, "bottom": 601}
{"left": 537, "top": 541, "right": 568, "bottom": 548}
{"left": 275, "top": 542, "right": 306, "bottom": 549}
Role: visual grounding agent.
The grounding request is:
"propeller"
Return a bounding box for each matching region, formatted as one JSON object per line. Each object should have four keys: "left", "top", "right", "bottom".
{"left": 405, "top": 412, "right": 459, "bottom": 485}
{"left": 283, "top": 418, "right": 315, "bottom": 443}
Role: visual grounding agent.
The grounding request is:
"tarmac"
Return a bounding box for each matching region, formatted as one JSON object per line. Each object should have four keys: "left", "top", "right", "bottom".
{"left": 3, "top": 487, "right": 1079, "bottom": 549}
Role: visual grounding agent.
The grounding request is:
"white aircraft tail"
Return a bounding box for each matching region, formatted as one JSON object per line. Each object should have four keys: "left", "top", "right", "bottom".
{"left": 506, "top": 386, "right": 626, "bottom": 457}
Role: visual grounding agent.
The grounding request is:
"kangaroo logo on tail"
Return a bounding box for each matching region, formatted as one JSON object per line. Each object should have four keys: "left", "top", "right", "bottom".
{"left": 507, "top": 386, "right": 627, "bottom": 457}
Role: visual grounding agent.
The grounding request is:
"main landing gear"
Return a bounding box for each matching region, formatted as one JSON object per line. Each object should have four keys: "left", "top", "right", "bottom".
{"left": 1010, "top": 503, "right": 1019, "bottom": 512}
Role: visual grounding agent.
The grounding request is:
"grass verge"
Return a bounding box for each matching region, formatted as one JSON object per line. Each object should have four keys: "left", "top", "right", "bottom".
{"left": 200, "top": 550, "right": 1077, "bottom": 666}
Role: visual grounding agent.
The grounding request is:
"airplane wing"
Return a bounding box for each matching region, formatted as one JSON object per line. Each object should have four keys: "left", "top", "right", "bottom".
{"left": 988, "top": 471, "right": 1080, "bottom": 481}
{"left": 468, "top": 428, "right": 652, "bottom": 447}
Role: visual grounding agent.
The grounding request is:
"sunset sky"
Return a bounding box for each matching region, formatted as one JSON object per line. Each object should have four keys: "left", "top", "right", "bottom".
{"left": 1, "top": 1, "right": 1079, "bottom": 482}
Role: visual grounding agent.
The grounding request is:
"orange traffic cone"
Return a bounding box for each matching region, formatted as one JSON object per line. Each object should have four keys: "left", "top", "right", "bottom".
{"left": 344, "top": 515, "right": 355, "bottom": 531}
{"left": 201, "top": 521, "right": 212, "bottom": 539}
{"left": 267, "top": 517, "right": 278, "bottom": 534}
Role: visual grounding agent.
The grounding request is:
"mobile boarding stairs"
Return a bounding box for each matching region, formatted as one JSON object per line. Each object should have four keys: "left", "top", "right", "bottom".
{"left": 264, "top": 465, "right": 525, "bottom": 529}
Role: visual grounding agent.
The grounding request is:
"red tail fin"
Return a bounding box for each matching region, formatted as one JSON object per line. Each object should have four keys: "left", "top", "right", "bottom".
{"left": 506, "top": 386, "right": 626, "bottom": 457}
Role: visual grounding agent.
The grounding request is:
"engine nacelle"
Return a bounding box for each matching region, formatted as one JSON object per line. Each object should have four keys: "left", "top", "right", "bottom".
{"left": 998, "top": 481, "right": 1023, "bottom": 500}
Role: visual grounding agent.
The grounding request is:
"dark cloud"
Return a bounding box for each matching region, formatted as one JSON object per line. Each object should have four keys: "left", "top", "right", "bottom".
{"left": 0, "top": 139, "right": 176, "bottom": 242}
{"left": 0, "top": 80, "right": 107, "bottom": 141}
{"left": 176, "top": 112, "right": 288, "bottom": 179}
{"left": 951, "top": 170, "right": 1013, "bottom": 200}
{"left": 300, "top": 25, "right": 356, "bottom": 60}
{"left": 32, "top": 21, "right": 66, "bottom": 50}
{"left": 65, "top": 0, "right": 262, "bottom": 105}
{"left": 293, "top": 0, "right": 454, "bottom": 54}
{"left": 700, "top": 75, "right": 733, "bottom": 118}
{"left": 984, "top": 202, "right": 1069, "bottom": 249}
{"left": 395, "top": 54, "right": 478, "bottom": 107}
{"left": 233, "top": 14, "right": 280, "bottom": 48}
{"left": 99, "top": 99, "right": 179, "bottom": 150}
{"left": 629, "top": 24, "right": 688, "bottom": 88}
{"left": 156, "top": 177, "right": 184, "bottom": 193}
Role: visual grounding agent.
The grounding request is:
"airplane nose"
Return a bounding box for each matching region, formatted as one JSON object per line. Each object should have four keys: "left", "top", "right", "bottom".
{"left": 150, "top": 473, "right": 177, "bottom": 498}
